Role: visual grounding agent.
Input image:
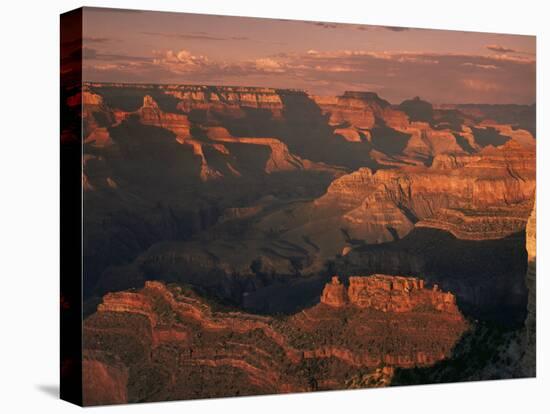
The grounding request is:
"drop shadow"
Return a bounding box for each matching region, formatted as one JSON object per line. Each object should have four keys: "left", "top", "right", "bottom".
{"left": 36, "top": 384, "right": 59, "bottom": 399}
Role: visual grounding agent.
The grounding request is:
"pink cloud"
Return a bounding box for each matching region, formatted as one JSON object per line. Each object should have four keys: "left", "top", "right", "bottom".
{"left": 83, "top": 47, "right": 535, "bottom": 103}
{"left": 461, "top": 78, "right": 500, "bottom": 92}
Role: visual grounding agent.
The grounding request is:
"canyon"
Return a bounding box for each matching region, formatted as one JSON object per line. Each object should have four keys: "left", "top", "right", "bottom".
{"left": 78, "top": 83, "right": 534, "bottom": 301}
{"left": 75, "top": 82, "right": 535, "bottom": 402}
{"left": 83, "top": 275, "right": 467, "bottom": 405}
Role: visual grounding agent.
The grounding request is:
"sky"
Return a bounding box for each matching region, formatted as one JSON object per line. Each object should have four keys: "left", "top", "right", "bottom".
{"left": 82, "top": 7, "right": 536, "bottom": 104}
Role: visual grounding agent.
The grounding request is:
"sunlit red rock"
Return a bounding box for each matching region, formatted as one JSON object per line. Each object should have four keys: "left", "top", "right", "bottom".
{"left": 83, "top": 277, "right": 467, "bottom": 403}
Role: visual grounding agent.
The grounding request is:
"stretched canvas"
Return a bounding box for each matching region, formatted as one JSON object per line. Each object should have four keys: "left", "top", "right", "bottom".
{"left": 60, "top": 6, "right": 536, "bottom": 406}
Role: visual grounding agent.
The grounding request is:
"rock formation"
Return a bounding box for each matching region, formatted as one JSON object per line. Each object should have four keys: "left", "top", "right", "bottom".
{"left": 137, "top": 95, "right": 191, "bottom": 139}
{"left": 321, "top": 275, "right": 458, "bottom": 314}
{"left": 320, "top": 276, "right": 347, "bottom": 306}
{"left": 313, "top": 91, "right": 409, "bottom": 130}
{"left": 82, "top": 89, "right": 115, "bottom": 147}
{"left": 314, "top": 138, "right": 535, "bottom": 243}
{"left": 83, "top": 278, "right": 467, "bottom": 404}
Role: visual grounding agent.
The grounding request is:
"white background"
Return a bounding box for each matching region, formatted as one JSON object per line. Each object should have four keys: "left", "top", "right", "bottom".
{"left": 0, "top": 0, "right": 548, "bottom": 412}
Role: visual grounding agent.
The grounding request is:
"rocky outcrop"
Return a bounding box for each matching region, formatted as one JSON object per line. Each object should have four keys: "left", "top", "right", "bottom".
{"left": 98, "top": 290, "right": 158, "bottom": 325}
{"left": 83, "top": 279, "right": 467, "bottom": 404}
{"left": 321, "top": 275, "right": 459, "bottom": 314}
{"left": 82, "top": 90, "right": 115, "bottom": 147}
{"left": 320, "top": 276, "right": 347, "bottom": 306}
{"left": 313, "top": 91, "right": 409, "bottom": 130}
{"left": 137, "top": 95, "right": 191, "bottom": 139}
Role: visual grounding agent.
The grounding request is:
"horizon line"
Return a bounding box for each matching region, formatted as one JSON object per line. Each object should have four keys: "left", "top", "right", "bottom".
{"left": 83, "top": 80, "right": 536, "bottom": 106}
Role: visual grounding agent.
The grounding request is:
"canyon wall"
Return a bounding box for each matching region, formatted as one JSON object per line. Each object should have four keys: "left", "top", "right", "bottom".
{"left": 523, "top": 199, "right": 536, "bottom": 375}
{"left": 78, "top": 82, "right": 534, "bottom": 339}
{"left": 316, "top": 138, "right": 535, "bottom": 243}
{"left": 83, "top": 277, "right": 467, "bottom": 404}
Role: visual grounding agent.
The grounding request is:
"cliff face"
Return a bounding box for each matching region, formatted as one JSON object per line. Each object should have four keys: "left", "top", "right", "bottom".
{"left": 389, "top": 202, "right": 536, "bottom": 383}
{"left": 82, "top": 90, "right": 115, "bottom": 147}
{"left": 82, "top": 82, "right": 535, "bottom": 192}
{"left": 312, "top": 90, "right": 534, "bottom": 167}
{"left": 523, "top": 199, "right": 536, "bottom": 374}
{"left": 168, "top": 85, "right": 284, "bottom": 114}
{"left": 83, "top": 278, "right": 467, "bottom": 404}
{"left": 313, "top": 91, "right": 409, "bottom": 130}
{"left": 315, "top": 139, "right": 535, "bottom": 242}
{"left": 138, "top": 95, "right": 191, "bottom": 139}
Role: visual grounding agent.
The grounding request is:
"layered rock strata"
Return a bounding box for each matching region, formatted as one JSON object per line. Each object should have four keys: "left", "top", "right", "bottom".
{"left": 315, "top": 138, "right": 535, "bottom": 242}
{"left": 83, "top": 277, "right": 467, "bottom": 404}
{"left": 321, "top": 275, "right": 458, "bottom": 313}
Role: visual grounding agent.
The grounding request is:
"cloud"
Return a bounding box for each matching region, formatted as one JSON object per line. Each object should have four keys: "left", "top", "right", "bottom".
{"left": 92, "top": 63, "right": 121, "bottom": 71}
{"left": 153, "top": 49, "right": 210, "bottom": 72}
{"left": 486, "top": 44, "right": 519, "bottom": 53}
{"left": 83, "top": 47, "right": 151, "bottom": 62}
{"left": 254, "top": 58, "right": 285, "bottom": 72}
{"left": 462, "top": 78, "right": 500, "bottom": 92}
{"left": 83, "top": 47, "right": 535, "bottom": 104}
{"left": 461, "top": 62, "right": 498, "bottom": 70}
{"left": 486, "top": 44, "right": 534, "bottom": 57}
{"left": 141, "top": 31, "right": 249, "bottom": 41}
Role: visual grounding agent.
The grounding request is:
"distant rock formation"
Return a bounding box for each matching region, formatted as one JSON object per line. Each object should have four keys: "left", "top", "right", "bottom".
{"left": 315, "top": 138, "right": 535, "bottom": 243}
{"left": 321, "top": 275, "right": 459, "bottom": 314}
{"left": 138, "top": 95, "right": 191, "bottom": 139}
{"left": 398, "top": 96, "right": 434, "bottom": 123}
{"left": 167, "top": 85, "right": 285, "bottom": 114}
{"left": 313, "top": 90, "right": 409, "bottom": 130}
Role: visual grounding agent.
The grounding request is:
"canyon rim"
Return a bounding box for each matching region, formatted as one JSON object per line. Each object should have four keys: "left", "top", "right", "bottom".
{"left": 60, "top": 6, "right": 536, "bottom": 406}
